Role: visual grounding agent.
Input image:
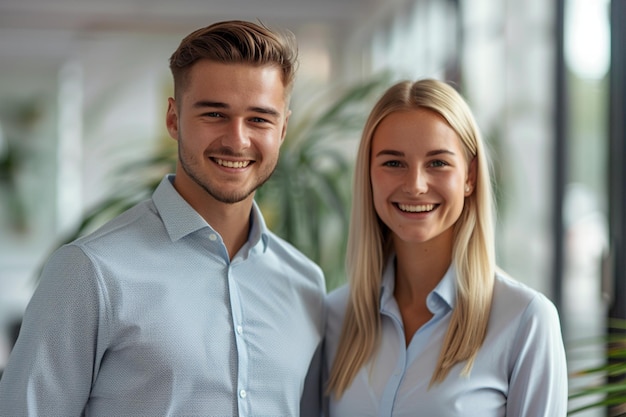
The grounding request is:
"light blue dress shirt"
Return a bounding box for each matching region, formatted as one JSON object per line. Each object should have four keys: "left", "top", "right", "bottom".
{"left": 325, "top": 258, "right": 568, "bottom": 417}
{"left": 0, "top": 175, "right": 326, "bottom": 417}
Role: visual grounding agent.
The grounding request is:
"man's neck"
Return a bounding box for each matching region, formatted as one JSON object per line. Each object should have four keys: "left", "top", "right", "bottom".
{"left": 200, "top": 199, "right": 252, "bottom": 260}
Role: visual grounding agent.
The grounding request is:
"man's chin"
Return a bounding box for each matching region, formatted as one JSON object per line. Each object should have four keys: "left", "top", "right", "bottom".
{"left": 205, "top": 186, "right": 256, "bottom": 205}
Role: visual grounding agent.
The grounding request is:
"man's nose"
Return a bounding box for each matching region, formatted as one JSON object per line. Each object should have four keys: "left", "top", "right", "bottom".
{"left": 221, "top": 119, "right": 251, "bottom": 150}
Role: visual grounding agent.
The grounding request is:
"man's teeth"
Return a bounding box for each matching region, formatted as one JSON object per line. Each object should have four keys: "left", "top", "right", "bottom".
{"left": 215, "top": 158, "right": 250, "bottom": 168}
{"left": 398, "top": 203, "right": 435, "bottom": 213}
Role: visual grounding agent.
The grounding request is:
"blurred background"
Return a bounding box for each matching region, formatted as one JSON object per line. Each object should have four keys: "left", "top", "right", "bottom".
{"left": 0, "top": 0, "right": 623, "bottom": 414}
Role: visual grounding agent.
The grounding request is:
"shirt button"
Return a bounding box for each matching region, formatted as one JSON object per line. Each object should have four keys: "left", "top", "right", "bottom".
{"left": 209, "top": 233, "right": 218, "bottom": 241}
{"left": 239, "top": 389, "right": 247, "bottom": 398}
{"left": 236, "top": 325, "right": 243, "bottom": 335}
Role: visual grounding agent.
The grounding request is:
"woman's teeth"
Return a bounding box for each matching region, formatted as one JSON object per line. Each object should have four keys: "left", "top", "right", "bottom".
{"left": 398, "top": 203, "right": 435, "bottom": 213}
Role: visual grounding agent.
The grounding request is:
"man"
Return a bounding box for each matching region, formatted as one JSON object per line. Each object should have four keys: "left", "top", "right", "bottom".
{"left": 0, "top": 20, "right": 325, "bottom": 416}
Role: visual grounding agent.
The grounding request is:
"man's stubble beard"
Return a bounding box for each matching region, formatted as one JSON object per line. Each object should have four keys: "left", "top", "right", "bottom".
{"left": 177, "top": 140, "right": 278, "bottom": 205}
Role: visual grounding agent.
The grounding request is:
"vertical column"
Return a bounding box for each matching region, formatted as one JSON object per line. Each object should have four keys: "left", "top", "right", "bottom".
{"left": 608, "top": 1, "right": 626, "bottom": 320}
{"left": 607, "top": 2, "right": 626, "bottom": 415}
{"left": 56, "top": 61, "right": 83, "bottom": 235}
{"left": 553, "top": 0, "right": 567, "bottom": 313}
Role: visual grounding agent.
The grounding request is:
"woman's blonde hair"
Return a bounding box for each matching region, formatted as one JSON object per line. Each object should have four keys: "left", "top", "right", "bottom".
{"left": 327, "top": 78, "right": 496, "bottom": 397}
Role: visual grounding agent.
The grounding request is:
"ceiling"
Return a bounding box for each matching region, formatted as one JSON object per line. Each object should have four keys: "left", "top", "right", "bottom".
{"left": 0, "top": 0, "right": 380, "bottom": 33}
{"left": 0, "top": 0, "right": 388, "bottom": 71}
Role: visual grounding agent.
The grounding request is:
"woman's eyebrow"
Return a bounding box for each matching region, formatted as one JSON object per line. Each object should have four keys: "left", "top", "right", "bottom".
{"left": 426, "top": 149, "right": 456, "bottom": 156}
{"left": 374, "top": 149, "right": 456, "bottom": 158}
{"left": 374, "top": 149, "right": 404, "bottom": 158}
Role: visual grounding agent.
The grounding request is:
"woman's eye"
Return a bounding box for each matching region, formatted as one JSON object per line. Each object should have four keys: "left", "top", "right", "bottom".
{"left": 383, "top": 160, "right": 402, "bottom": 168}
{"left": 430, "top": 160, "right": 448, "bottom": 168}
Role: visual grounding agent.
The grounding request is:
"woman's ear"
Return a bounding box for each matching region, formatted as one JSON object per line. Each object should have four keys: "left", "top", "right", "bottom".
{"left": 465, "top": 157, "right": 477, "bottom": 196}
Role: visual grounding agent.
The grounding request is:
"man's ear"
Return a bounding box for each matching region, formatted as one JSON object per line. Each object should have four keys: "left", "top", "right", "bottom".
{"left": 280, "top": 109, "right": 292, "bottom": 145}
{"left": 166, "top": 97, "right": 179, "bottom": 141}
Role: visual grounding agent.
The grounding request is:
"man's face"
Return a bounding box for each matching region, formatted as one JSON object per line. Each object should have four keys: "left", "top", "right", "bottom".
{"left": 166, "top": 60, "right": 289, "bottom": 206}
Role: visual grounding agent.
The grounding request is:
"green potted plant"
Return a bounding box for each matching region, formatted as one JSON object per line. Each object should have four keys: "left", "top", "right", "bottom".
{"left": 568, "top": 319, "right": 626, "bottom": 415}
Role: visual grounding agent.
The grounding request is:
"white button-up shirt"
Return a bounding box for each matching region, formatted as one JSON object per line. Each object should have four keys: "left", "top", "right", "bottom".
{"left": 325, "top": 259, "right": 567, "bottom": 417}
{"left": 0, "top": 175, "right": 326, "bottom": 417}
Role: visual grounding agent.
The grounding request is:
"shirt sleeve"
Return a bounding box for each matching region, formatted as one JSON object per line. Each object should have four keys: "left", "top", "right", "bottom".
{"left": 0, "top": 244, "right": 105, "bottom": 416}
{"left": 506, "top": 294, "right": 568, "bottom": 417}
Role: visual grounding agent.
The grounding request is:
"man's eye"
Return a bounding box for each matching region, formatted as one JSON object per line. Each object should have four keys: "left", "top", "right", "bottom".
{"left": 250, "top": 117, "right": 269, "bottom": 123}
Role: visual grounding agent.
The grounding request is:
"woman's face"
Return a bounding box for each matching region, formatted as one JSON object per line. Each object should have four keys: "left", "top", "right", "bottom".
{"left": 370, "top": 108, "right": 474, "bottom": 247}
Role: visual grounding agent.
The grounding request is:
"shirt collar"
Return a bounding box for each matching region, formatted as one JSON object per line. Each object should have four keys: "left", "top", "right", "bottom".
{"left": 249, "top": 200, "right": 270, "bottom": 252}
{"left": 379, "top": 254, "right": 457, "bottom": 315}
{"left": 379, "top": 255, "right": 398, "bottom": 312}
{"left": 431, "top": 264, "right": 456, "bottom": 311}
{"left": 152, "top": 174, "right": 270, "bottom": 251}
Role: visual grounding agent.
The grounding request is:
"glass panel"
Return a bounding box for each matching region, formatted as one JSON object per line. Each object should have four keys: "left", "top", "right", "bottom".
{"left": 563, "top": 0, "right": 611, "bottom": 415}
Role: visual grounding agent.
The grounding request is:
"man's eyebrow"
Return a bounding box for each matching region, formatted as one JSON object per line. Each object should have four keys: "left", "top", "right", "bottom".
{"left": 193, "top": 100, "right": 228, "bottom": 109}
{"left": 192, "top": 101, "right": 280, "bottom": 118}
{"left": 249, "top": 106, "right": 281, "bottom": 118}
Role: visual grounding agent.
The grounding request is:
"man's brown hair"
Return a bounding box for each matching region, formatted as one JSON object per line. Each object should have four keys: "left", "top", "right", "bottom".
{"left": 169, "top": 20, "right": 298, "bottom": 101}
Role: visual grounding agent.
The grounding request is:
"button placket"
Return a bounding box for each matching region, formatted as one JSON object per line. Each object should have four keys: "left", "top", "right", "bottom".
{"left": 227, "top": 264, "right": 250, "bottom": 416}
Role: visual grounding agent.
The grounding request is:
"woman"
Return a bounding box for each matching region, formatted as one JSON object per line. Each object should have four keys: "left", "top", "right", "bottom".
{"left": 324, "top": 79, "right": 567, "bottom": 416}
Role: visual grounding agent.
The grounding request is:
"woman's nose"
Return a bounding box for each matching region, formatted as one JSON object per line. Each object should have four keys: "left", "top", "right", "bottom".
{"left": 403, "top": 168, "right": 428, "bottom": 194}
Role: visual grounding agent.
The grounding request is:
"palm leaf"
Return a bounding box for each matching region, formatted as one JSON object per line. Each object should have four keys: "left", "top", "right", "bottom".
{"left": 47, "top": 73, "right": 390, "bottom": 289}
{"left": 568, "top": 319, "right": 626, "bottom": 415}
